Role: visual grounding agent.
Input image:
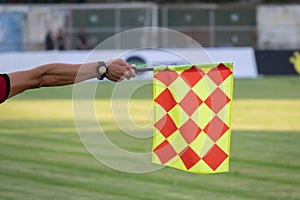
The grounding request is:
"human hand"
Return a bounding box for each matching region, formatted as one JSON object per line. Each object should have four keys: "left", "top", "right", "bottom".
{"left": 105, "top": 58, "right": 136, "bottom": 82}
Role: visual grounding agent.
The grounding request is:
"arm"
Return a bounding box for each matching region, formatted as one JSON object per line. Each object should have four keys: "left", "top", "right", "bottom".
{"left": 7, "top": 58, "right": 135, "bottom": 99}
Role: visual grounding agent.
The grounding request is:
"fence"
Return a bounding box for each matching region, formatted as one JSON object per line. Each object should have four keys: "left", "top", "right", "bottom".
{"left": 0, "top": 3, "right": 257, "bottom": 51}
{"left": 160, "top": 4, "right": 256, "bottom": 48}
{"left": 0, "top": 3, "right": 158, "bottom": 51}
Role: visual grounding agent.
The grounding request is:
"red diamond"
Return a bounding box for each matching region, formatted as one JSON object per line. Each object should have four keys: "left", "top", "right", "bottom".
{"left": 179, "top": 119, "right": 202, "bottom": 144}
{"left": 179, "top": 146, "right": 201, "bottom": 170}
{"left": 207, "top": 63, "right": 232, "bottom": 86}
{"left": 181, "top": 65, "right": 205, "bottom": 87}
{"left": 204, "top": 88, "right": 230, "bottom": 113}
{"left": 179, "top": 90, "right": 203, "bottom": 116}
{"left": 154, "top": 70, "right": 179, "bottom": 86}
{"left": 203, "top": 144, "right": 228, "bottom": 171}
{"left": 155, "top": 114, "right": 177, "bottom": 138}
{"left": 155, "top": 88, "right": 177, "bottom": 112}
{"left": 153, "top": 140, "right": 177, "bottom": 164}
{"left": 203, "top": 116, "right": 229, "bottom": 142}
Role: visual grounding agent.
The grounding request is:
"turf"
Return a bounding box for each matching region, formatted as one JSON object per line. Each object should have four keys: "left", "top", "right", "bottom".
{"left": 0, "top": 77, "right": 299, "bottom": 200}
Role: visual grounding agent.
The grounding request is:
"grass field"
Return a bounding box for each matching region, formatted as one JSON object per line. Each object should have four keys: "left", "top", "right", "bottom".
{"left": 0, "top": 77, "right": 300, "bottom": 200}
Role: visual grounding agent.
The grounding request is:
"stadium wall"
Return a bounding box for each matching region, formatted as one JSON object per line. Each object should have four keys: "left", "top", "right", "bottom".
{"left": 257, "top": 5, "right": 300, "bottom": 50}
{"left": 1, "top": 4, "right": 300, "bottom": 51}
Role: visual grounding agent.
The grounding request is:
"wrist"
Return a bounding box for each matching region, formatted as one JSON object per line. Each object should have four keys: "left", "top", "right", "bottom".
{"left": 96, "top": 61, "right": 108, "bottom": 80}
{"left": 104, "top": 61, "right": 110, "bottom": 68}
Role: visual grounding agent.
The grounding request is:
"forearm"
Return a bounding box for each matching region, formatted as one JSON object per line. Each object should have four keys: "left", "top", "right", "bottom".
{"left": 8, "top": 62, "right": 98, "bottom": 98}
{"left": 36, "top": 62, "right": 98, "bottom": 86}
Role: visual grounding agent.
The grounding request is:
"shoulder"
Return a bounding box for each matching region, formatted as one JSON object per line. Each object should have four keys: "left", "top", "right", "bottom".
{"left": 0, "top": 73, "right": 10, "bottom": 84}
{"left": 0, "top": 73, "right": 10, "bottom": 103}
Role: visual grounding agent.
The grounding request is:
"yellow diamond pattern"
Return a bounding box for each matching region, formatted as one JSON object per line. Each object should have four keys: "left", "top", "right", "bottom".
{"left": 167, "top": 131, "right": 188, "bottom": 154}
{"left": 168, "top": 104, "right": 189, "bottom": 128}
{"left": 168, "top": 76, "right": 191, "bottom": 102}
{"left": 192, "top": 76, "right": 217, "bottom": 100}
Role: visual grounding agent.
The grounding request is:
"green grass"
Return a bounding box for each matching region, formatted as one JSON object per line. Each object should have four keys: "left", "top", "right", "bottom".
{"left": 0, "top": 77, "right": 300, "bottom": 200}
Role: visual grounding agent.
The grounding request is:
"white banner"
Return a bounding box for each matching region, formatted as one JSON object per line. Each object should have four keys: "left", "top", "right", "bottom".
{"left": 0, "top": 47, "right": 257, "bottom": 78}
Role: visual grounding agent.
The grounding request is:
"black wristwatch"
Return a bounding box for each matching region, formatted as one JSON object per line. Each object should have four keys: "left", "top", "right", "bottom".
{"left": 96, "top": 61, "right": 108, "bottom": 80}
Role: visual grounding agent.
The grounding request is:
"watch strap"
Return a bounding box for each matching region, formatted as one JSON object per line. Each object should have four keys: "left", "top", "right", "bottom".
{"left": 97, "top": 61, "right": 108, "bottom": 80}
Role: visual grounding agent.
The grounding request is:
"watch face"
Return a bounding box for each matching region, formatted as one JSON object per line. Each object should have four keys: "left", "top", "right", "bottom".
{"left": 99, "top": 66, "right": 107, "bottom": 74}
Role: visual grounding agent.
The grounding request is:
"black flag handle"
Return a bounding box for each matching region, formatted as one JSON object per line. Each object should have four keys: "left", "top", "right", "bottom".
{"left": 133, "top": 67, "right": 154, "bottom": 73}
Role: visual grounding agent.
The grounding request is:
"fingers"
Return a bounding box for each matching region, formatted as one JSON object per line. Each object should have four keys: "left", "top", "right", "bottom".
{"left": 106, "top": 73, "right": 120, "bottom": 82}
{"left": 124, "top": 68, "right": 136, "bottom": 80}
{"left": 128, "top": 67, "right": 136, "bottom": 78}
{"left": 105, "top": 59, "right": 136, "bottom": 82}
{"left": 124, "top": 72, "right": 131, "bottom": 80}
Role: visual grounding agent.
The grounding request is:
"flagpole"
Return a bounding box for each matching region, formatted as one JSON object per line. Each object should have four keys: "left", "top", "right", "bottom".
{"left": 134, "top": 67, "right": 154, "bottom": 72}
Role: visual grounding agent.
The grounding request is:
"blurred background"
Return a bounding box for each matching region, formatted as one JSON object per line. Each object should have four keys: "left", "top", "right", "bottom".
{"left": 0, "top": 0, "right": 299, "bottom": 51}
{"left": 0, "top": 0, "right": 299, "bottom": 76}
{"left": 0, "top": 1, "right": 300, "bottom": 200}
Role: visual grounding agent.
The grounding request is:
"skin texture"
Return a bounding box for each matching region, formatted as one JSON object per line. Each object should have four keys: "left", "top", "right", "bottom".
{"left": 7, "top": 58, "right": 136, "bottom": 99}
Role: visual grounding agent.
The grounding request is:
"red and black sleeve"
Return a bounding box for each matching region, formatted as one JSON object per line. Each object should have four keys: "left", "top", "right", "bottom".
{"left": 0, "top": 74, "right": 10, "bottom": 104}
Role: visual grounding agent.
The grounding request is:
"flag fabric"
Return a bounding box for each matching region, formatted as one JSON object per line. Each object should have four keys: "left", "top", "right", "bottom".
{"left": 152, "top": 63, "right": 234, "bottom": 174}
